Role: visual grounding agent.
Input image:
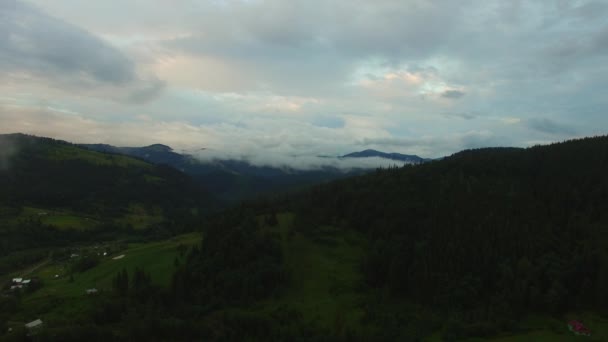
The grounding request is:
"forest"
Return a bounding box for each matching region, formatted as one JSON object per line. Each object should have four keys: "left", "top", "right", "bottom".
{"left": 2, "top": 134, "right": 608, "bottom": 340}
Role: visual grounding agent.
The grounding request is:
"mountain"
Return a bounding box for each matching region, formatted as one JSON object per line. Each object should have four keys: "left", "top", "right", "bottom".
{"left": 82, "top": 144, "right": 371, "bottom": 202}
{"left": 80, "top": 143, "right": 186, "bottom": 165}
{"left": 4, "top": 135, "right": 608, "bottom": 341}
{"left": 341, "top": 149, "right": 427, "bottom": 163}
{"left": 0, "top": 134, "right": 213, "bottom": 257}
{"left": 287, "top": 136, "right": 608, "bottom": 337}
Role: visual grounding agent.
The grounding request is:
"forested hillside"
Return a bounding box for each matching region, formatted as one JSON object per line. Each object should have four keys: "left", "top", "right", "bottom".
{"left": 0, "top": 134, "right": 213, "bottom": 259}
{"left": 3, "top": 135, "right": 608, "bottom": 341}
{"left": 81, "top": 143, "right": 369, "bottom": 202}
{"left": 294, "top": 136, "right": 608, "bottom": 319}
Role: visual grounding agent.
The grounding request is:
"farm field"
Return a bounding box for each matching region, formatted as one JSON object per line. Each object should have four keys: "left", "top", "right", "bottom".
{"left": 10, "top": 233, "right": 201, "bottom": 324}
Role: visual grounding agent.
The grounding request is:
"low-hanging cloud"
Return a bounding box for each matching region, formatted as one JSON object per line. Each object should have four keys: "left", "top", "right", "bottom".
{"left": 2, "top": 0, "right": 608, "bottom": 165}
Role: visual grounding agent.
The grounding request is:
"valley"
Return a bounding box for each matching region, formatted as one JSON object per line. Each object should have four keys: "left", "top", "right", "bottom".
{"left": 2, "top": 134, "right": 608, "bottom": 340}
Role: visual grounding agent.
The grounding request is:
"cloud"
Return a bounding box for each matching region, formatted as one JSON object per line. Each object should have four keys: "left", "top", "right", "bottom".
{"left": 441, "top": 89, "right": 465, "bottom": 99}
{"left": 358, "top": 130, "right": 516, "bottom": 157}
{"left": 526, "top": 118, "right": 577, "bottom": 136}
{"left": 0, "top": 0, "right": 164, "bottom": 102}
{"left": 0, "top": 104, "right": 415, "bottom": 169}
{"left": 2, "top": 0, "right": 608, "bottom": 165}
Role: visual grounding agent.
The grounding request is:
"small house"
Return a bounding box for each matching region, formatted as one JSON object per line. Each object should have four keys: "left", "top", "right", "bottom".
{"left": 12, "top": 278, "right": 22, "bottom": 284}
{"left": 568, "top": 320, "right": 591, "bottom": 336}
{"left": 25, "top": 319, "right": 43, "bottom": 330}
{"left": 86, "top": 288, "right": 98, "bottom": 295}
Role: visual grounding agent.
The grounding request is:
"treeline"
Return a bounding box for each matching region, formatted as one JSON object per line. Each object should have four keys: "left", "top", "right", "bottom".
{"left": 19, "top": 211, "right": 339, "bottom": 341}
{"left": 5, "top": 135, "right": 608, "bottom": 340}
{"left": 0, "top": 134, "right": 214, "bottom": 256}
{"left": 0, "top": 134, "right": 211, "bottom": 215}
{"left": 291, "top": 136, "right": 608, "bottom": 329}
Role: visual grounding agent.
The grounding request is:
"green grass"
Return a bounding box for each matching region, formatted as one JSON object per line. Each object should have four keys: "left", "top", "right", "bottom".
{"left": 258, "top": 213, "right": 367, "bottom": 331}
{"left": 455, "top": 313, "right": 608, "bottom": 341}
{"left": 14, "top": 233, "right": 201, "bottom": 322}
{"left": 115, "top": 203, "right": 164, "bottom": 230}
{"left": 42, "top": 215, "right": 95, "bottom": 230}
{"left": 17, "top": 205, "right": 164, "bottom": 231}
{"left": 43, "top": 144, "right": 151, "bottom": 168}
{"left": 10, "top": 207, "right": 99, "bottom": 231}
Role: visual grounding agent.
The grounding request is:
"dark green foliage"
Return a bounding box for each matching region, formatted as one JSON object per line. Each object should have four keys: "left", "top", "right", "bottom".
{"left": 0, "top": 133, "right": 213, "bottom": 257}
{"left": 172, "top": 210, "right": 286, "bottom": 307}
{"left": 5, "top": 135, "right": 608, "bottom": 340}
{"left": 71, "top": 256, "right": 100, "bottom": 273}
{"left": 112, "top": 268, "right": 129, "bottom": 296}
{"left": 293, "top": 136, "right": 608, "bottom": 322}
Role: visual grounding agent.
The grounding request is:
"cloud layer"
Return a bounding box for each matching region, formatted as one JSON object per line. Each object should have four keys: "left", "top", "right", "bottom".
{"left": 1, "top": 0, "right": 607, "bottom": 168}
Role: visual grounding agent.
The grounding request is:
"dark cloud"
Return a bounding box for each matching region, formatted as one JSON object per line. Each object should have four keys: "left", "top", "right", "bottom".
{"left": 0, "top": 1, "right": 134, "bottom": 84}
{"left": 2, "top": 0, "right": 608, "bottom": 162}
{"left": 442, "top": 111, "right": 478, "bottom": 120}
{"left": 126, "top": 79, "right": 166, "bottom": 104}
{"left": 441, "top": 90, "right": 465, "bottom": 99}
{"left": 0, "top": 1, "right": 163, "bottom": 102}
{"left": 526, "top": 118, "right": 576, "bottom": 135}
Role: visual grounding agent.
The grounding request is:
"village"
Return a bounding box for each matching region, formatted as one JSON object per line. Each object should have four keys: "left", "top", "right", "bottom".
{"left": 1, "top": 241, "right": 130, "bottom": 336}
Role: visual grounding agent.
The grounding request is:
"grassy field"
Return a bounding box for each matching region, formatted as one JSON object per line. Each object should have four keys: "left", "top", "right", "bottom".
{"left": 12, "top": 233, "right": 201, "bottom": 323}
{"left": 481, "top": 313, "right": 608, "bottom": 342}
{"left": 9, "top": 207, "right": 99, "bottom": 231}
{"left": 423, "top": 313, "right": 608, "bottom": 341}
{"left": 115, "top": 203, "right": 164, "bottom": 230}
{"left": 6, "top": 205, "right": 164, "bottom": 231}
{"left": 44, "top": 144, "right": 151, "bottom": 169}
{"left": 258, "top": 213, "right": 368, "bottom": 331}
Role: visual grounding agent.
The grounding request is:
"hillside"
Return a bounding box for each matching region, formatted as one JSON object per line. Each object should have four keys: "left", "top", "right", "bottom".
{"left": 0, "top": 134, "right": 213, "bottom": 261}
{"left": 3, "top": 135, "right": 608, "bottom": 341}
{"left": 341, "top": 149, "right": 428, "bottom": 163}
{"left": 82, "top": 143, "right": 369, "bottom": 202}
{"left": 290, "top": 136, "right": 608, "bottom": 337}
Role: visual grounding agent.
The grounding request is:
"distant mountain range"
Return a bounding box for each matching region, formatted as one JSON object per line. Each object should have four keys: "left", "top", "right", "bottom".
{"left": 81, "top": 144, "right": 427, "bottom": 202}
{"left": 0, "top": 133, "right": 211, "bottom": 233}
{"left": 341, "top": 149, "right": 429, "bottom": 163}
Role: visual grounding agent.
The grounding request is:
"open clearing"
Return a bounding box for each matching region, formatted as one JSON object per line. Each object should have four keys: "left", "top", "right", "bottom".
{"left": 12, "top": 233, "right": 200, "bottom": 322}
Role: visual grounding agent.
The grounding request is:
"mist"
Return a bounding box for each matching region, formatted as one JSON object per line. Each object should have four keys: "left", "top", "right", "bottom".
{"left": 190, "top": 149, "right": 414, "bottom": 171}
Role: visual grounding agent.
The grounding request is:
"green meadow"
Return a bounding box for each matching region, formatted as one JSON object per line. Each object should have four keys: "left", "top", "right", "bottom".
{"left": 43, "top": 144, "right": 150, "bottom": 169}
{"left": 12, "top": 233, "right": 201, "bottom": 323}
{"left": 257, "top": 213, "right": 367, "bottom": 331}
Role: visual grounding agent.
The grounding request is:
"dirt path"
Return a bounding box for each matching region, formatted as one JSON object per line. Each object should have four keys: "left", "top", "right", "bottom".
{"left": 19, "top": 254, "right": 52, "bottom": 277}
{"left": 0, "top": 252, "right": 52, "bottom": 289}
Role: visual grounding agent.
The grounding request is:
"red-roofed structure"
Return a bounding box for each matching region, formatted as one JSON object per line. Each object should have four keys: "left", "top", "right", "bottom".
{"left": 568, "top": 320, "right": 591, "bottom": 336}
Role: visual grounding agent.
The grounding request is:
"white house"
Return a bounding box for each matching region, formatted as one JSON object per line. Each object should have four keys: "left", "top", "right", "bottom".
{"left": 12, "top": 278, "right": 22, "bottom": 283}
{"left": 25, "top": 319, "right": 43, "bottom": 329}
{"left": 86, "top": 288, "right": 98, "bottom": 295}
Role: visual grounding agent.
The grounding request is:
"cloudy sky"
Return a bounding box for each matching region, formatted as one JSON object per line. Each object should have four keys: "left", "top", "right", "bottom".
{"left": 1, "top": 0, "right": 607, "bottom": 166}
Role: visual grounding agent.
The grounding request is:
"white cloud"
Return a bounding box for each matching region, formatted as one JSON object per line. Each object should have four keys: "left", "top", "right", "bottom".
{"left": 1, "top": 0, "right": 607, "bottom": 164}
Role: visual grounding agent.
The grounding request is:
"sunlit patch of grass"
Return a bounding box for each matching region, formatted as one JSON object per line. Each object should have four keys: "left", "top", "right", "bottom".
{"left": 258, "top": 212, "right": 368, "bottom": 332}
{"left": 43, "top": 144, "right": 150, "bottom": 168}
{"left": 16, "top": 233, "right": 201, "bottom": 321}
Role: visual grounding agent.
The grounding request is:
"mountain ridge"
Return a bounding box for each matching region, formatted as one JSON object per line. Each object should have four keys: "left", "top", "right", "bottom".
{"left": 341, "top": 149, "right": 428, "bottom": 163}
{"left": 81, "top": 143, "right": 425, "bottom": 201}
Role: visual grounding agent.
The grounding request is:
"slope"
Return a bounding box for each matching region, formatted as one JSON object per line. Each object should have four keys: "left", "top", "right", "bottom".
{"left": 0, "top": 134, "right": 213, "bottom": 260}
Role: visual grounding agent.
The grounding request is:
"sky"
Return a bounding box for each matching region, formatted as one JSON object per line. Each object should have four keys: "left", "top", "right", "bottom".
{"left": 1, "top": 0, "right": 607, "bottom": 168}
